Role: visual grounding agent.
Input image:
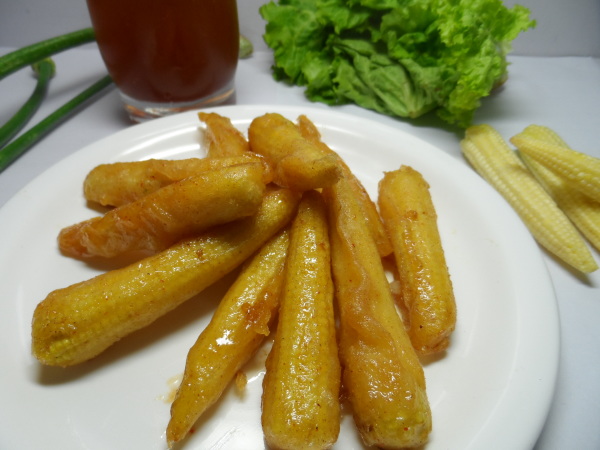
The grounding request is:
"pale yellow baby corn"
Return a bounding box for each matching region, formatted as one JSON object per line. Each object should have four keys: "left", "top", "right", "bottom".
{"left": 262, "top": 190, "right": 341, "bottom": 450}
{"left": 461, "top": 124, "right": 597, "bottom": 273}
{"left": 32, "top": 188, "right": 300, "bottom": 367}
{"left": 520, "top": 152, "right": 600, "bottom": 252}
{"left": 167, "top": 228, "right": 290, "bottom": 448}
{"left": 510, "top": 128, "right": 600, "bottom": 203}
{"left": 512, "top": 125, "right": 600, "bottom": 252}
{"left": 513, "top": 124, "right": 567, "bottom": 146}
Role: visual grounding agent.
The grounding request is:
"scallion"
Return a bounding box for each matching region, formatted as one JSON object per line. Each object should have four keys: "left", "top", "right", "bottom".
{"left": 0, "top": 58, "right": 56, "bottom": 149}
{"left": 0, "top": 74, "right": 113, "bottom": 173}
{"left": 0, "top": 28, "right": 95, "bottom": 81}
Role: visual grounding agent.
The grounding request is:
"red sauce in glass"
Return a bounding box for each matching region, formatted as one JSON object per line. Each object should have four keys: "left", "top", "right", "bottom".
{"left": 86, "top": 0, "right": 239, "bottom": 103}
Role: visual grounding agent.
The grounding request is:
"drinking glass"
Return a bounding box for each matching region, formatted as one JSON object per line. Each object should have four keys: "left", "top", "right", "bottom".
{"left": 86, "top": 0, "right": 239, "bottom": 122}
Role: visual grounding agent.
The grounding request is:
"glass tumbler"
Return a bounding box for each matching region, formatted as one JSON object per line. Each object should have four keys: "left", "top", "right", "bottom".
{"left": 86, "top": 0, "right": 239, "bottom": 122}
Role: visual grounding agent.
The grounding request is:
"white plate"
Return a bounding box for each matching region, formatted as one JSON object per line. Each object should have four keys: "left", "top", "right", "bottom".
{"left": 0, "top": 105, "right": 558, "bottom": 450}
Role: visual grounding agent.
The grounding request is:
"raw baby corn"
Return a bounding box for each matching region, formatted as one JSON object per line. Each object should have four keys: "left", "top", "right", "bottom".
{"left": 512, "top": 125, "right": 600, "bottom": 252}
{"left": 461, "top": 124, "right": 597, "bottom": 273}
{"left": 510, "top": 127, "right": 600, "bottom": 203}
{"left": 32, "top": 187, "right": 299, "bottom": 367}
{"left": 262, "top": 190, "right": 341, "bottom": 450}
{"left": 167, "top": 228, "right": 290, "bottom": 447}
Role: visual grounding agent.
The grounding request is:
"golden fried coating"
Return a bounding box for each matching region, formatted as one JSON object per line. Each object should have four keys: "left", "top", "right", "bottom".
{"left": 262, "top": 191, "right": 340, "bottom": 450}
{"left": 296, "top": 114, "right": 393, "bottom": 257}
{"left": 198, "top": 111, "right": 250, "bottom": 158}
{"left": 29, "top": 112, "right": 455, "bottom": 448}
{"left": 32, "top": 187, "right": 299, "bottom": 367}
{"left": 378, "top": 166, "right": 457, "bottom": 355}
{"left": 167, "top": 228, "right": 290, "bottom": 447}
{"left": 60, "top": 162, "right": 266, "bottom": 259}
{"left": 324, "top": 177, "right": 431, "bottom": 449}
{"left": 83, "top": 154, "right": 271, "bottom": 207}
{"left": 248, "top": 113, "right": 342, "bottom": 191}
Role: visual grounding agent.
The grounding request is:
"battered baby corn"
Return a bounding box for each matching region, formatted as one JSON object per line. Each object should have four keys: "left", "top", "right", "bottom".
{"left": 296, "top": 114, "right": 393, "bottom": 257}
{"left": 248, "top": 113, "right": 342, "bottom": 191}
{"left": 198, "top": 111, "right": 250, "bottom": 157}
{"left": 324, "top": 177, "right": 431, "bottom": 449}
{"left": 60, "top": 162, "right": 266, "bottom": 259}
{"left": 32, "top": 187, "right": 299, "bottom": 367}
{"left": 167, "top": 228, "right": 290, "bottom": 447}
{"left": 83, "top": 154, "right": 271, "bottom": 207}
{"left": 262, "top": 190, "right": 341, "bottom": 450}
{"left": 378, "top": 166, "right": 456, "bottom": 355}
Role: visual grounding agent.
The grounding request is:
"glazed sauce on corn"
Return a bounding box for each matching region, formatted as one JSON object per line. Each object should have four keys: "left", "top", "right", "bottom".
{"left": 86, "top": 0, "right": 239, "bottom": 103}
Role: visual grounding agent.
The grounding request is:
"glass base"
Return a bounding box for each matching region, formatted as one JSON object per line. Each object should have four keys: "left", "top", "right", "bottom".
{"left": 120, "top": 81, "right": 235, "bottom": 122}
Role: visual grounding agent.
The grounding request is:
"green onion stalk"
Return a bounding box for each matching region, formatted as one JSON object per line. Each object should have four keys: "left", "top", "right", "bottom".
{"left": 0, "top": 28, "right": 95, "bottom": 81}
{"left": 0, "top": 58, "right": 56, "bottom": 149}
{"left": 0, "top": 28, "right": 114, "bottom": 172}
{"left": 0, "top": 75, "right": 113, "bottom": 173}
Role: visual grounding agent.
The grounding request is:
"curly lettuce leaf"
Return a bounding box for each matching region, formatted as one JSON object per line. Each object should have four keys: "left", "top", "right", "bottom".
{"left": 260, "top": 0, "right": 535, "bottom": 127}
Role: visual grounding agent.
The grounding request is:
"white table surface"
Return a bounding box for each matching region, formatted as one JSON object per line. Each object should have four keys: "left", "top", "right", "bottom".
{"left": 1, "top": 13, "right": 599, "bottom": 450}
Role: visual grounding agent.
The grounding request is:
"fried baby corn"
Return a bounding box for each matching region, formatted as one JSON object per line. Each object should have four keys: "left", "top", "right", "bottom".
{"left": 83, "top": 155, "right": 271, "bottom": 207}
{"left": 59, "top": 162, "right": 266, "bottom": 259}
{"left": 198, "top": 111, "right": 251, "bottom": 158}
{"left": 296, "top": 114, "right": 393, "bottom": 257}
{"left": 167, "top": 228, "right": 290, "bottom": 448}
{"left": 378, "top": 166, "right": 456, "bottom": 355}
{"left": 262, "top": 190, "right": 341, "bottom": 450}
{"left": 248, "top": 113, "right": 342, "bottom": 191}
{"left": 461, "top": 124, "right": 597, "bottom": 273}
{"left": 32, "top": 187, "right": 299, "bottom": 367}
{"left": 324, "top": 177, "right": 431, "bottom": 449}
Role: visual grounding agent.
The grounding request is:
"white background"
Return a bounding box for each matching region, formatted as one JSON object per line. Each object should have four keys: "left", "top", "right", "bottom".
{"left": 0, "top": 0, "right": 599, "bottom": 56}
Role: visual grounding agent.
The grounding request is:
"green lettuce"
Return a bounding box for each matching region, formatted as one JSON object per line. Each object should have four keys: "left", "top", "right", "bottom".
{"left": 260, "top": 0, "right": 535, "bottom": 127}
